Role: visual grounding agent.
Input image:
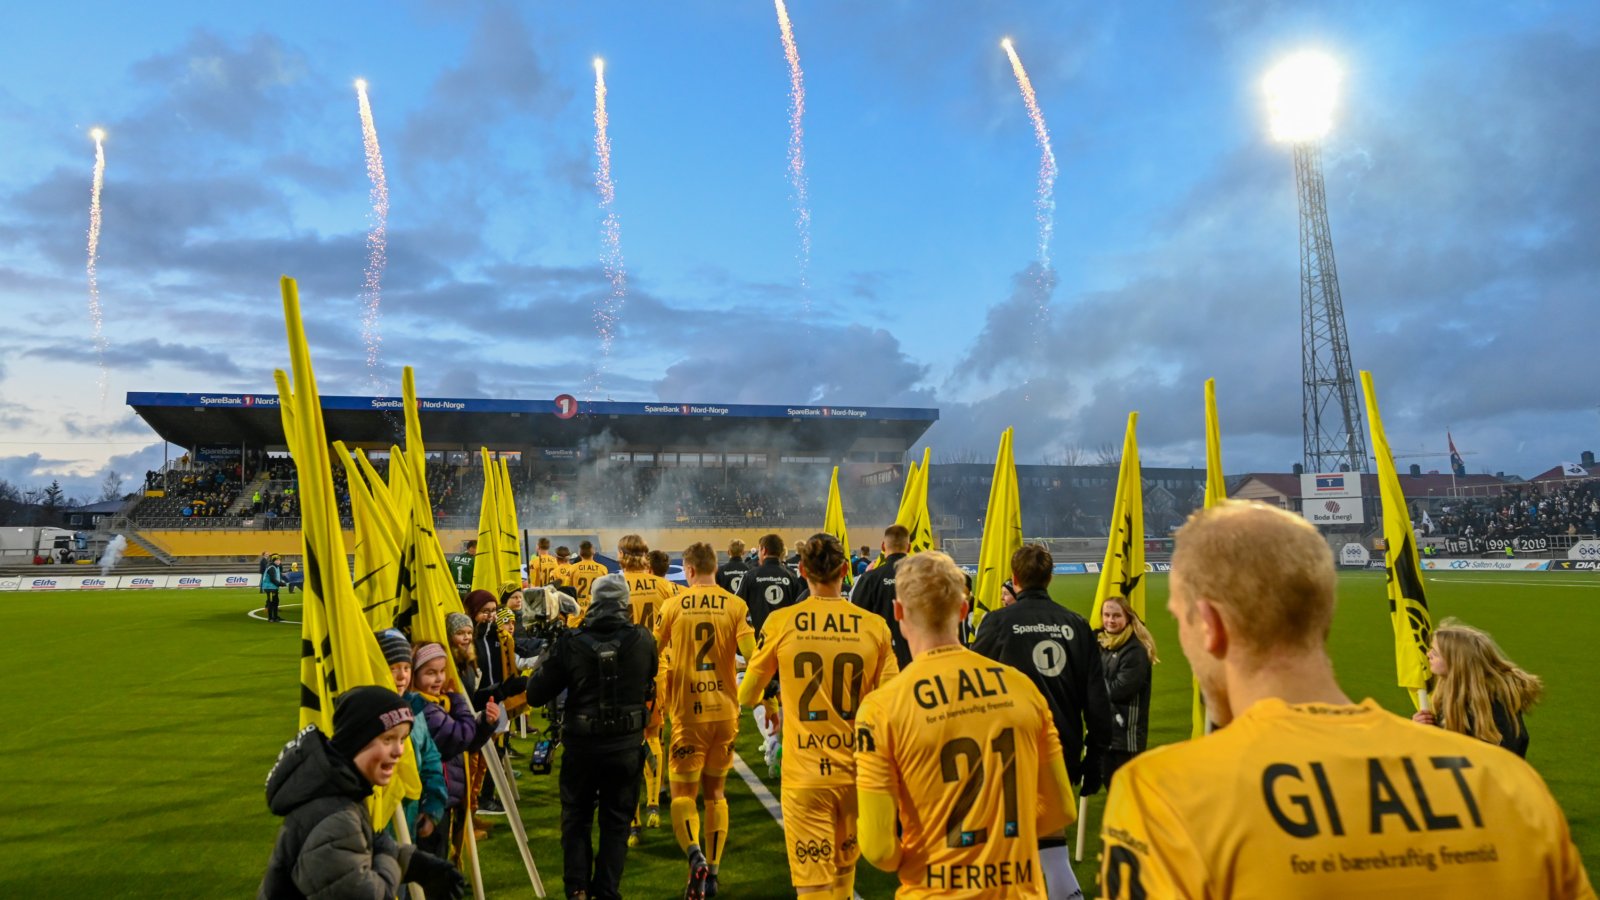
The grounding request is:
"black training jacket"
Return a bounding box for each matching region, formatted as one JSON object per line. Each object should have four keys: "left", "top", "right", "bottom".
{"left": 971, "top": 589, "right": 1112, "bottom": 785}
{"left": 736, "top": 559, "right": 809, "bottom": 635}
{"left": 849, "top": 552, "right": 911, "bottom": 668}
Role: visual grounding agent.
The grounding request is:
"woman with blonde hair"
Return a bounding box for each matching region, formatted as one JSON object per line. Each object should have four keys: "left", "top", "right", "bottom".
{"left": 1098, "top": 594, "right": 1158, "bottom": 784}
{"left": 1413, "top": 618, "right": 1542, "bottom": 757}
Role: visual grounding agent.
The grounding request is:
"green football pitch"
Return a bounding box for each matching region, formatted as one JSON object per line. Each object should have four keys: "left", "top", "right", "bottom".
{"left": 4, "top": 571, "right": 1595, "bottom": 897}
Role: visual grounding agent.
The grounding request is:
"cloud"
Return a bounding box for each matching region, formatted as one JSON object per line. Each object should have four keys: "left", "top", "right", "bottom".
{"left": 22, "top": 338, "right": 245, "bottom": 378}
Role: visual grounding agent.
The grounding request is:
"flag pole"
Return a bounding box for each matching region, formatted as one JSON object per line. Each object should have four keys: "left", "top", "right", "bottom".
{"left": 1073, "top": 796, "right": 1089, "bottom": 861}
{"left": 463, "top": 816, "right": 485, "bottom": 900}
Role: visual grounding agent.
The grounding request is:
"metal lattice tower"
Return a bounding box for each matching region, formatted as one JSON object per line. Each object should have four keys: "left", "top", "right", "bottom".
{"left": 1293, "top": 142, "right": 1366, "bottom": 473}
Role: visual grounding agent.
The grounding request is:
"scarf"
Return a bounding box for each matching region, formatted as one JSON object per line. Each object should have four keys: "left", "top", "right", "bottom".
{"left": 1098, "top": 626, "right": 1134, "bottom": 652}
{"left": 418, "top": 690, "right": 451, "bottom": 712}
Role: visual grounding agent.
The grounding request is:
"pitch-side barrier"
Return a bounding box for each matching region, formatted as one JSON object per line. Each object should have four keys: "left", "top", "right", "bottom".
{"left": 0, "top": 572, "right": 260, "bottom": 591}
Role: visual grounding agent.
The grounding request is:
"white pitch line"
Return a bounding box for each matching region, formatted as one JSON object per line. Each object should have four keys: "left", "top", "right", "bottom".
{"left": 248, "top": 603, "right": 303, "bottom": 624}
{"left": 730, "top": 748, "right": 864, "bottom": 900}
{"left": 1427, "top": 577, "right": 1598, "bottom": 588}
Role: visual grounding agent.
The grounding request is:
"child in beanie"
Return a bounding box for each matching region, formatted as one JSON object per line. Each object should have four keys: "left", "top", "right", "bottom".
{"left": 409, "top": 641, "right": 500, "bottom": 859}
{"left": 259, "top": 685, "right": 466, "bottom": 899}
{"left": 377, "top": 629, "right": 448, "bottom": 843}
{"left": 446, "top": 612, "right": 478, "bottom": 698}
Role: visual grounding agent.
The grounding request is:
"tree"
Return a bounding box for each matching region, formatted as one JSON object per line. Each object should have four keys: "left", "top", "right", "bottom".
{"left": 1094, "top": 442, "right": 1122, "bottom": 467}
{"left": 99, "top": 470, "right": 125, "bottom": 502}
{"left": 42, "top": 480, "right": 64, "bottom": 509}
{"left": 1042, "top": 443, "right": 1086, "bottom": 467}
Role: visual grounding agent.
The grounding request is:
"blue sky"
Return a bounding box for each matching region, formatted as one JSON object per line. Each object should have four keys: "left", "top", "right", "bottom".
{"left": 1, "top": 0, "right": 1596, "bottom": 499}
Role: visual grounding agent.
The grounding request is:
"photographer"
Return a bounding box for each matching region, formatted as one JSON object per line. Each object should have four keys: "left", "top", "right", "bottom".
{"left": 525, "top": 574, "right": 657, "bottom": 900}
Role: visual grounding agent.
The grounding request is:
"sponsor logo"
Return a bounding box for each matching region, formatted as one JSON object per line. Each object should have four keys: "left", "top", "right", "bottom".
{"left": 0, "top": 577, "right": 20, "bottom": 591}
{"left": 1339, "top": 543, "right": 1371, "bottom": 566}
{"left": 1143, "top": 562, "right": 1172, "bottom": 573}
{"left": 1568, "top": 540, "right": 1600, "bottom": 560}
{"left": 1424, "top": 560, "right": 1549, "bottom": 572}
{"left": 1552, "top": 560, "right": 1599, "bottom": 571}
{"left": 30, "top": 578, "right": 59, "bottom": 589}
{"left": 644, "top": 404, "right": 680, "bottom": 414}
{"left": 127, "top": 577, "right": 158, "bottom": 588}
{"left": 793, "top": 839, "right": 833, "bottom": 864}
{"left": 199, "top": 394, "right": 278, "bottom": 407}
{"left": 1316, "top": 475, "right": 1346, "bottom": 492}
{"left": 222, "top": 575, "right": 253, "bottom": 586}
{"left": 78, "top": 578, "right": 108, "bottom": 589}
{"left": 176, "top": 576, "right": 205, "bottom": 587}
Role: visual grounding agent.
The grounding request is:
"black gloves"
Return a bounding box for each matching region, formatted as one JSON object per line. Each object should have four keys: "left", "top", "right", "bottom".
{"left": 471, "top": 674, "right": 529, "bottom": 710}
{"left": 373, "top": 831, "right": 400, "bottom": 860}
{"left": 405, "top": 849, "right": 468, "bottom": 900}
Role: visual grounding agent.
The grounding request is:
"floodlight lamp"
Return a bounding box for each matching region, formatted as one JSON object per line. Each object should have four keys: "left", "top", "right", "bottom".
{"left": 1263, "top": 50, "right": 1342, "bottom": 143}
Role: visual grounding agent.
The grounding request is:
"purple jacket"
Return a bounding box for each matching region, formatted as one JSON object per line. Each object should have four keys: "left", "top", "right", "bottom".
{"left": 408, "top": 692, "right": 492, "bottom": 809}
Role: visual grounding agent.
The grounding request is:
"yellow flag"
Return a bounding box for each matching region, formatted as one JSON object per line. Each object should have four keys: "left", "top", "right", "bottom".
{"left": 496, "top": 457, "right": 523, "bottom": 588}
{"left": 1361, "top": 370, "right": 1434, "bottom": 706}
{"left": 336, "top": 443, "right": 401, "bottom": 631}
{"left": 907, "top": 446, "right": 934, "bottom": 554}
{"left": 872, "top": 456, "right": 923, "bottom": 570}
{"left": 973, "top": 428, "right": 1022, "bottom": 626}
{"left": 1091, "top": 412, "right": 1145, "bottom": 630}
{"left": 823, "top": 466, "right": 850, "bottom": 558}
{"left": 275, "top": 275, "right": 418, "bottom": 830}
{"left": 1192, "top": 381, "right": 1227, "bottom": 738}
{"left": 471, "top": 448, "right": 504, "bottom": 596}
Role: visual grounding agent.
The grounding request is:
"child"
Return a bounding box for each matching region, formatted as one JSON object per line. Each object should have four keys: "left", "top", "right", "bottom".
{"left": 446, "top": 612, "right": 478, "bottom": 698}
{"left": 260, "top": 685, "right": 466, "bottom": 899}
{"left": 411, "top": 641, "right": 500, "bottom": 855}
{"left": 377, "top": 629, "right": 447, "bottom": 843}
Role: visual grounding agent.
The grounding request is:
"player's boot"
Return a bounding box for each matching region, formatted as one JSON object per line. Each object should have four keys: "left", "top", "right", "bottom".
{"left": 704, "top": 873, "right": 720, "bottom": 898}
{"left": 627, "top": 824, "right": 642, "bottom": 848}
{"left": 646, "top": 805, "right": 661, "bottom": 828}
{"left": 684, "top": 846, "right": 709, "bottom": 900}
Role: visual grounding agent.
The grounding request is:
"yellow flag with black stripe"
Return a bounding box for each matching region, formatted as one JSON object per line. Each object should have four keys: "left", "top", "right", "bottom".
{"left": 496, "top": 457, "right": 523, "bottom": 588}
{"left": 1091, "top": 412, "right": 1145, "bottom": 630}
{"left": 907, "top": 446, "right": 934, "bottom": 554}
{"left": 1361, "top": 370, "right": 1434, "bottom": 707}
{"left": 336, "top": 443, "right": 401, "bottom": 631}
{"left": 973, "top": 428, "right": 1021, "bottom": 626}
{"left": 471, "top": 448, "right": 504, "bottom": 596}
{"left": 1192, "top": 381, "right": 1227, "bottom": 738}
{"left": 275, "top": 275, "right": 418, "bottom": 830}
{"left": 823, "top": 466, "right": 850, "bottom": 560}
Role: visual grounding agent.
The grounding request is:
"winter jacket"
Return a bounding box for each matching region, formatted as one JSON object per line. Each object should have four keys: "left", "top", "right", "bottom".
{"left": 409, "top": 691, "right": 493, "bottom": 809}
{"left": 849, "top": 552, "right": 910, "bottom": 667}
{"left": 400, "top": 716, "right": 448, "bottom": 837}
{"left": 261, "top": 563, "right": 284, "bottom": 593}
{"left": 258, "top": 727, "right": 412, "bottom": 900}
{"left": 473, "top": 624, "right": 507, "bottom": 687}
{"left": 715, "top": 558, "right": 750, "bottom": 595}
{"left": 526, "top": 601, "right": 657, "bottom": 755}
{"left": 736, "top": 558, "right": 809, "bottom": 636}
{"left": 1099, "top": 632, "right": 1152, "bottom": 754}
{"left": 971, "top": 589, "right": 1113, "bottom": 786}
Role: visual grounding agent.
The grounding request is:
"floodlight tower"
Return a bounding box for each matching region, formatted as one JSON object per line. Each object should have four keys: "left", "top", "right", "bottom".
{"left": 1265, "top": 51, "right": 1367, "bottom": 474}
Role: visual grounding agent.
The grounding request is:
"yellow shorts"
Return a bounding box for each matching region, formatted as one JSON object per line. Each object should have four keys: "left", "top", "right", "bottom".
{"left": 668, "top": 718, "right": 739, "bottom": 781}
{"left": 780, "top": 785, "right": 859, "bottom": 889}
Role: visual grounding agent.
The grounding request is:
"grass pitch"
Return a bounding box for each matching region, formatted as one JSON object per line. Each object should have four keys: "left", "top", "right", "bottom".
{"left": 4, "top": 571, "right": 1595, "bottom": 896}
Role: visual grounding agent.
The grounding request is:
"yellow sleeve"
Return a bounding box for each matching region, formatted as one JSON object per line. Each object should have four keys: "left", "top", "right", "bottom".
{"left": 654, "top": 601, "right": 676, "bottom": 652}
{"left": 1099, "top": 757, "right": 1208, "bottom": 899}
{"left": 858, "top": 788, "right": 902, "bottom": 873}
{"left": 853, "top": 693, "right": 902, "bottom": 872}
{"left": 877, "top": 629, "right": 900, "bottom": 685}
{"left": 738, "top": 618, "right": 781, "bottom": 708}
{"left": 736, "top": 633, "right": 757, "bottom": 661}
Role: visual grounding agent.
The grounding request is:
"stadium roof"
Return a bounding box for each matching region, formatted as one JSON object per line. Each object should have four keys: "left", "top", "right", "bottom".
{"left": 127, "top": 391, "right": 939, "bottom": 454}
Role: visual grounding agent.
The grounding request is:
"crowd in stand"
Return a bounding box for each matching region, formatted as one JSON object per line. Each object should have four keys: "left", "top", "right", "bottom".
{"left": 1432, "top": 481, "right": 1600, "bottom": 538}
{"left": 138, "top": 461, "right": 244, "bottom": 522}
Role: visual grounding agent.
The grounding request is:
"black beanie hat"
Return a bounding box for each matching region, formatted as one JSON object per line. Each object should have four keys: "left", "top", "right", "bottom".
{"left": 375, "top": 629, "right": 412, "bottom": 666}
{"left": 330, "top": 685, "right": 413, "bottom": 761}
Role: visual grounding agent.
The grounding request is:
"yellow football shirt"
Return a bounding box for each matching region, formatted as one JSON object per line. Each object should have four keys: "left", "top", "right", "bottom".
{"left": 854, "top": 645, "right": 1066, "bottom": 899}
{"left": 743, "top": 595, "right": 899, "bottom": 789}
{"left": 528, "top": 553, "right": 560, "bottom": 588}
{"left": 569, "top": 558, "right": 608, "bottom": 603}
{"left": 625, "top": 571, "right": 677, "bottom": 631}
{"left": 1100, "top": 697, "right": 1594, "bottom": 899}
{"left": 655, "top": 584, "right": 753, "bottom": 725}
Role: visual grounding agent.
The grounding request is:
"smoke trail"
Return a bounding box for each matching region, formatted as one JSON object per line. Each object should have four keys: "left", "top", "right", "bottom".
{"left": 355, "top": 80, "right": 389, "bottom": 381}
{"left": 85, "top": 128, "right": 109, "bottom": 400}
{"left": 99, "top": 534, "right": 127, "bottom": 576}
{"left": 773, "top": 0, "right": 812, "bottom": 299}
{"left": 1001, "top": 39, "right": 1057, "bottom": 268}
{"left": 590, "top": 57, "right": 628, "bottom": 395}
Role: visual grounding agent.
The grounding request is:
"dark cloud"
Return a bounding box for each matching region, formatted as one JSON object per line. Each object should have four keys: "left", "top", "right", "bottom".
{"left": 22, "top": 338, "right": 244, "bottom": 378}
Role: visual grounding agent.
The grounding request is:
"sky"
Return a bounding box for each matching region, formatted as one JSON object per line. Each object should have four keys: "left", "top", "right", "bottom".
{"left": 0, "top": 0, "right": 1596, "bottom": 500}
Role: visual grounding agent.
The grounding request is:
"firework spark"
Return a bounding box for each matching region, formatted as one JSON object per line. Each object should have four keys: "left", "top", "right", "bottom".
{"left": 773, "top": 0, "right": 811, "bottom": 297}
{"left": 590, "top": 57, "right": 627, "bottom": 393}
{"left": 86, "top": 128, "right": 109, "bottom": 399}
{"left": 1001, "top": 38, "right": 1057, "bottom": 268}
{"left": 355, "top": 79, "right": 389, "bottom": 378}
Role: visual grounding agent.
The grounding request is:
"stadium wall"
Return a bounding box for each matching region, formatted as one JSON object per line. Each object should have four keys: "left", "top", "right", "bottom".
{"left": 126, "top": 523, "right": 896, "bottom": 559}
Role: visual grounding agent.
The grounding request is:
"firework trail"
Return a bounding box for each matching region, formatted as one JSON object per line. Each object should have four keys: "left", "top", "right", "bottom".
{"left": 590, "top": 57, "right": 627, "bottom": 393}
{"left": 85, "top": 128, "right": 109, "bottom": 399}
{"left": 1001, "top": 38, "right": 1057, "bottom": 268}
{"left": 773, "top": 0, "right": 811, "bottom": 297}
{"left": 355, "top": 79, "right": 389, "bottom": 379}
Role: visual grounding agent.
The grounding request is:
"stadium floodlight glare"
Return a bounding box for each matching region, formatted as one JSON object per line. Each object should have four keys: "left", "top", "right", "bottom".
{"left": 1263, "top": 50, "right": 1341, "bottom": 143}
